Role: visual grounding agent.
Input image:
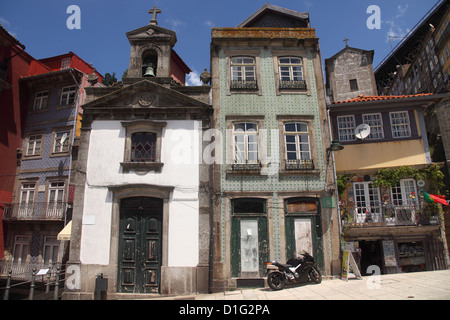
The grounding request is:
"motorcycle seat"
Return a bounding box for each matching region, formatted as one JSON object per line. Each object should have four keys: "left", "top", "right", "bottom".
{"left": 278, "top": 263, "right": 292, "bottom": 268}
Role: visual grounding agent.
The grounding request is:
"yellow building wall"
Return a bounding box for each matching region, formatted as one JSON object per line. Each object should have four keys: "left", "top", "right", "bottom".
{"left": 334, "top": 139, "right": 427, "bottom": 173}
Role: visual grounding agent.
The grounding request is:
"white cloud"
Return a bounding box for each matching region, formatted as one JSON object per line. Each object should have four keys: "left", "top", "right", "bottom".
{"left": 0, "top": 17, "right": 10, "bottom": 27}
{"left": 186, "top": 70, "right": 203, "bottom": 86}
{"left": 204, "top": 20, "right": 214, "bottom": 28}
{"left": 164, "top": 19, "right": 185, "bottom": 31}
{"left": 384, "top": 4, "right": 410, "bottom": 45}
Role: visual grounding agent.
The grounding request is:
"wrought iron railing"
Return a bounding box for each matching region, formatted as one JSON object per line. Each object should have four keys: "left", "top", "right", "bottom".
{"left": 279, "top": 79, "right": 307, "bottom": 90}
{"left": 0, "top": 260, "right": 62, "bottom": 281}
{"left": 285, "top": 159, "right": 314, "bottom": 170}
{"left": 231, "top": 161, "right": 262, "bottom": 172}
{"left": 230, "top": 80, "right": 258, "bottom": 90}
{"left": 341, "top": 202, "right": 440, "bottom": 228}
{"left": 3, "top": 202, "right": 66, "bottom": 221}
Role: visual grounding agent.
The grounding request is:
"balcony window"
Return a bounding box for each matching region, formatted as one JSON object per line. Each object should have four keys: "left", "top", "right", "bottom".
{"left": 230, "top": 57, "right": 257, "bottom": 90}
{"left": 284, "top": 122, "right": 312, "bottom": 170}
{"left": 353, "top": 182, "right": 382, "bottom": 223}
{"left": 278, "top": 57, "right": 306, "bottom": 90}
{"left": 47, "top": 181, "right": 65, "bottom": 219}
{"left": 233, "top": 122, "right": 259, "bottom": 165}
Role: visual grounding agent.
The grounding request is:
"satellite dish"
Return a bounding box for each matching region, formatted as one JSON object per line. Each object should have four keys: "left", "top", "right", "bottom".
{"left": 355, "top": 124, "right": 371, "bottom": 140}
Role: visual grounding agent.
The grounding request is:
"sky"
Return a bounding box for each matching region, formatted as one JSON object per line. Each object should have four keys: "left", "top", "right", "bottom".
{"left": 0, "top": 0, "right": 442, "bottom": 86}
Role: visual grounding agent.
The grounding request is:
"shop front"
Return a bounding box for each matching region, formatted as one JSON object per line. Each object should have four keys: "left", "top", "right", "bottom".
{"left": 344, "top": 225, "right": 447, "bottom": 275}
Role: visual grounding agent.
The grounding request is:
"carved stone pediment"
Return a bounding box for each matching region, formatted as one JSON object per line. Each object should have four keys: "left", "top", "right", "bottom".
{"left": 126, "top": 24, "right": 177, "bottom": 46}
{"left": 82, "top": 80, "right": 210, "bottom": 121}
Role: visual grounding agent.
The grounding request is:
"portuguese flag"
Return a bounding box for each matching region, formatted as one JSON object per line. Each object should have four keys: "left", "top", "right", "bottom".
{"left": 422, "top": 191, "right": 449, "bottom": 206}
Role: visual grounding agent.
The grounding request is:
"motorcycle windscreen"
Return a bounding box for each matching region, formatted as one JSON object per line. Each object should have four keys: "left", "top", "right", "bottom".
{"left": 240, "top": 220, "right": 259, "bottom": 272}
{"left": 294, "top": 218, "right": 313, "bottom": 255}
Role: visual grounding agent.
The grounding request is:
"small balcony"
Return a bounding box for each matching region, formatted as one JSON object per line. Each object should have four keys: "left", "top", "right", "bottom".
{"left": 230, "top": 80, "right": 258, "bottom": 91}
{"left": 279, "top": 79, "right": 307, "bottom": 90}
{"left": 3, "top": 202, "right": 66, "bottom": 221}
{"left": 341, "top": 202, "right": 441, "bottom": 228}
{"left": 231, "top": 161, "right": 262, "bottom": 172}
{"left": 285, "top": 159, "right": 314, "bottom": 171}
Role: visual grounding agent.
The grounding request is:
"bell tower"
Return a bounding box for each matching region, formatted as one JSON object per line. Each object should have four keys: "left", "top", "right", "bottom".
{"left": 126, "top": 6, "right": 177, "bottom": 79}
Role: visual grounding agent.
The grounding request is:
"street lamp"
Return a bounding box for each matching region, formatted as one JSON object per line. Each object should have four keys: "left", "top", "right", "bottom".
{"left": 326, "top": 140, "right": 344, "bottom": 163}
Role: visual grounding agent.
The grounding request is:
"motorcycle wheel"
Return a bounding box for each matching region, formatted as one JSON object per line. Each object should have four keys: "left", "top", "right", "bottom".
{"left": 309, "top": 267, "right": 322, "bottom": 284}
{"left": 267, "top": 271, "right": 286, "bottom": 290}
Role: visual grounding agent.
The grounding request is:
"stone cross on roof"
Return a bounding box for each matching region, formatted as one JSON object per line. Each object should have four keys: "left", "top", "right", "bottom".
{"left": 149, "top": 6, "right": 161, "bottom": 25}
{"left": 343, "top": 38, "right": 349, "bottom": 47}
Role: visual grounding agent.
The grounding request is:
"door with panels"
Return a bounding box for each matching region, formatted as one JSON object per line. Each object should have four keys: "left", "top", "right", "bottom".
{"left": 118, "top": 197, "right": 163, "bottom": 293}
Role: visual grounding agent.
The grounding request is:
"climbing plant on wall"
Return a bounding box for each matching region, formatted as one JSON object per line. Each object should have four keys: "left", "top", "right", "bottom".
{"left": 372, "top": 164, "right": 445, "bottom": 191}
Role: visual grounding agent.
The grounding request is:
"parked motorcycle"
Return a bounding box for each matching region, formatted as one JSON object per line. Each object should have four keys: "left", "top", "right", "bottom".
{"left": 265, "top": 251, "right": 322, "bottom": 290}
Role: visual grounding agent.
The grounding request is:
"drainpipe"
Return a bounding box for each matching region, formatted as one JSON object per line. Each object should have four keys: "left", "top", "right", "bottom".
{"left": 66, "top": 69, "right": 81, "bottom": 225}
{"left": 327, "top": 108, "right": 343, "bottom": 268}
{"left": 208, "top": 105, "right": 214, "bottom": 294}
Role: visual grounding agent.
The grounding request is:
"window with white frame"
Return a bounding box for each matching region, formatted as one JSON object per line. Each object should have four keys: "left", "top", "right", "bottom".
{"left": 353, "top": 182, "right": 382, "bottom": 223}
{"left": 32, "top": 91, "right": 48, "bottom": 111}
{"left": 284, "top": 122, "right": 313, "bottom": 170}
{"left": 231, "top": 57, "right": 256, "bottom": 81}
{"left": 53, "top": 131, "right": 70, "bottom": 153}
{"left": 279, "top": 57, "right": 304, "bottom": 81}
{"left": 230, "top": 57, "right": 257, "bottom": 90}
{"left": 233, "top": 122, "right": 258, "bottom": 164}
{"left": 60, "top": 85, "right": 76, "bottom": 105}
{"left": 26, "top": 134, "right": 43, "bottom": 156}
{"left": 19, "top": 182, "right": 35, "bottom": 217}
{"left": 48, "top": 181, "right": 65, "bottom": 204}
{"left": 43, "top": 236, "right": 59, "bottom": 264}
{"left": 391, "top": 179, "right": 417, "bottom": 206}
{"left": 390, "top": 111, "right": 411, "bottom": 138}
{"left": 362, "top": 113, "right": 384, "bottom": 139}
{"left": 337, "top": 115, "right": 356, "bottom": 141}
{"left": 20, "top": 183, "right": 35, "bottom": 205}
{"left": 47, "top": 181, "right": 65, "bottom": 219}
{"left": 278, "top": 56, "right": 306, "bottom": 90}
{"left": 13, "top": 235, "right": 30, "bottom": 264}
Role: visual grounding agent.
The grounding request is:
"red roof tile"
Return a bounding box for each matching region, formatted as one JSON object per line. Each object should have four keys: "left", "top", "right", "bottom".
{"left": 332, "top": 93, "right": 434, "bottom": 104}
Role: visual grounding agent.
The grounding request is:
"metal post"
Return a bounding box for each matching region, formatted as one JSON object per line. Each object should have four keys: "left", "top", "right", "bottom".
{"left": 29, "top": 268, "right": 36, "bottom": 300}
{"left": 46, "top": 272, "right": 51, "bottom": 293}
{"left": 3, "top": 270, "right": 11, "bottom": 300}
{"left": 54, "top": 267, "right": 60, "bottom": 300}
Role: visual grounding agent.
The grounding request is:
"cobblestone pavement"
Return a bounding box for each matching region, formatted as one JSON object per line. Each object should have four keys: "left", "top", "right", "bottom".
{"left": 147, "top": 270, "right": 450, "bottom": 300}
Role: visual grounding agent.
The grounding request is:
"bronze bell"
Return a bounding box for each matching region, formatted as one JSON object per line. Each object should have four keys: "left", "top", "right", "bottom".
{"left": 144, "top": 66, "right": 155, "bottom": 77}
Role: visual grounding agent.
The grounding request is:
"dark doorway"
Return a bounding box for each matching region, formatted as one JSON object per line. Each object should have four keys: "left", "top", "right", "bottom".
{"left": 359, "top": 240, "right": 383, "bottom": 276}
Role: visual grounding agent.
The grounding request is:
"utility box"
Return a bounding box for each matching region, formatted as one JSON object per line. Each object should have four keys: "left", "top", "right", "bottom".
{"left": 94, "top": 273, "right": 108, "bottom": 300}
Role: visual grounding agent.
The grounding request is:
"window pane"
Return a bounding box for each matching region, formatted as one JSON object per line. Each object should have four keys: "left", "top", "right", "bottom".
{"left": 131, "top": 132, "right": 156, "bottom": 162}
{"left": 285, "top": 123, "right": 296, "bottom": 132}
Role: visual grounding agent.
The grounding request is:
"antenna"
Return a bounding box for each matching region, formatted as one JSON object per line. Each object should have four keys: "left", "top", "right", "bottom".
{"left": 355, "top": 124, "right": 371, "bottom": 140}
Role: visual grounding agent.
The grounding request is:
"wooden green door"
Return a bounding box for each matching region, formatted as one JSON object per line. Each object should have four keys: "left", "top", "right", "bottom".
{"left": 285, "top": 198, "right": 324, "bottom": 271}
{"left": 118, "top": 197, "right": 163, "bottom": 293}
{"left": 231, "top": 217, "right": 268, "bottom": 277}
